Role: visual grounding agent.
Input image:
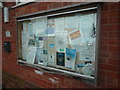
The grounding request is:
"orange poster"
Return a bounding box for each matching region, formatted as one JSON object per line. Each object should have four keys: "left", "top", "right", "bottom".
{"left": 70, "top": 30, "right": 80, "bottom": 40}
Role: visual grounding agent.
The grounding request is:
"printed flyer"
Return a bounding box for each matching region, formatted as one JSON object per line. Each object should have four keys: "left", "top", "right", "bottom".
{"left": 65, "top": 48, "right": 76, "bottom": 70}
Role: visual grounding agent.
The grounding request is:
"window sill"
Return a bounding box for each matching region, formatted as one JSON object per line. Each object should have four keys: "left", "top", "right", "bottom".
{"left": 18, "top": 60, "right": 94, "bottom": 80}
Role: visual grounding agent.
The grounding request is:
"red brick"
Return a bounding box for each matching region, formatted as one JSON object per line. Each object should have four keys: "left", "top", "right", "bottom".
{"left": 100, "top": 38, "right": 109, "bottom": 45}
{"left": 106, "top": 77, "right": 118, "bottom": 87}
{"left": 99, "top": 64, "right": 119, "bottom": 72}
{"left": 108, "top": 58, "right": 118, "bottom": 66}
{"left": 98, "top": 70, "right": 107, "bottom": 81}
{"left": 99, "top": 51, "right": 109, "bottom": 58}
{"left": 101, "top": 9, "right": 118, "bottom": 18}
{"left": 101, "top": 18, "right": 109, "bottom": 24}
{"left": 109, "top": 3, "right": 119, "bottom": 10}
{"left": 97, "top": 81, "right": 106, "bottom": 88}
{"left": 108, "top": 32, "right": 119, "bottom": 39}
{"left": 99, "top": 57, "right": 108, "bottom": 64}
{"left": 100, "top": 45, "right": 108, "bottom": 52}
{"left": 107, "top": 72, "right": 118, "bottom": 79}
{"left": 101, "top": 24, "right": 118, "bottom": 31}
{"left": 109, "top": 17, "right": 119, "bottom": 24}
{"left": 100, "top": 31, "right": 109, "bottom": 38}
{"left": 105, "top": 83, "right": 118, "bottom": 88}
{"left": 109, "top": 46, "right": 118, "bottom": 52}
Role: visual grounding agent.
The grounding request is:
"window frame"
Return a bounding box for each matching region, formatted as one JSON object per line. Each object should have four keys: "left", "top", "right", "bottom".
{"left": 16, "top": 3, "right": 101, "bottom": 86}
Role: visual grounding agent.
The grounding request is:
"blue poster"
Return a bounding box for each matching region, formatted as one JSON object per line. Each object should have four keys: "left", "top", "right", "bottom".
{"left": 50, "top": 44, "right": 54, "bottom": 48}
{"left": 66, "top": 48, "right": 76, "bottom": 61}
{"left": 46, "top": 27, "right": 55, "bottom": 35}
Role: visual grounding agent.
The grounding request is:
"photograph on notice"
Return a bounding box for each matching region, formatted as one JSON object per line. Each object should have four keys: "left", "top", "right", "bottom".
{"left": 56, "top": 52, "right": 65, "bottom": 66}
{"left": 28, "top": 39, "right": 36, "bottom": 46}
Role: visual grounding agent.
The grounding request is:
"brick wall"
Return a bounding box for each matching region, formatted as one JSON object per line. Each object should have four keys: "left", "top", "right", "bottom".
{"left": 2, "top": 72, "right": 39, "bottom": 88}
{"left": 2, "top": 2, "right": 119, "bottom": 88}
{"left": 0, "top": 6, "right": 2, "bottom": 87}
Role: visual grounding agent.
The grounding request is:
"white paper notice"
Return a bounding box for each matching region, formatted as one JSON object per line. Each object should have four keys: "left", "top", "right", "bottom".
{"left": 79, "top": 41, "right": 96, "bottom": 61}
{"left": 55, "top": 17, "right": 65, "bottom": 32}
{"left": 38, "top": 41, "right": 44, "bottom": 48}
{"left": 47, "top": 19, "right": 55, "bottom": 36}
{"left": 65, "top": 48, "right": 76, "bottom": 70}
{"left": 27, "top": 46, "right": 37, "bottom": 64}
{"left": 23, "top": 22, "right": 28, "bottom": 32}
{"left": 22, "top": 32, "right": 29, "bottom": 48}
{"left": 28, "top": 21, "right": 36, "bottom": 36}
{"left": 49, "top": 54, "right": 55, "bottom": 65}
{"left": 22, "top": 47, "right": 28, "bottom": 60}
{"left": 36, "top": 48, "right": 48, "bottom": 65}
{"left": 79, "top": 13, "right": 96, "bottom": 41}
{"left": 78, "top": 13, "right": 96, "bottom": 61}
{"left": 55, "top": 31, "right": 67, "bottom": 52}
{"left": 65, "top": 15, "right": 79, "bottom": 33}
{"left": 36, "top": 17, "right": 47, "bottom": 35}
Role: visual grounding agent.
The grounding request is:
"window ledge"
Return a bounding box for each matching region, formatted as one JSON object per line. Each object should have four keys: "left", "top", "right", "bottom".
{"left": 18, "top": 60, "right": 94, "bottom": 80}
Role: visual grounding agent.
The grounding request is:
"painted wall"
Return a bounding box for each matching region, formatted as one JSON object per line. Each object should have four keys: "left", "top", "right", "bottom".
{"left": 2, "top": 2, "right": 119, "bottom": 88}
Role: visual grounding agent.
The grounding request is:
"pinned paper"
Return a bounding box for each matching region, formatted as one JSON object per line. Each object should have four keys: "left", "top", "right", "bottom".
{"left": 70, "top": 30, "right": 80, "bottom": 40}
{"left": 39, "top": 41, "right": 44, "bottom": 48}
{"left": 59, "top": 48, "right": 64, "bottom": 52}
{"left": 55, "top": 31, "right": 67, "bottom": 52}
{"left": 50, "top": 44, "right": 54, "bottom": 48}
{"left": 56, "top": 52, "right": 65, "bottom": 66}
{"left": 27, "top": 46, "right": 37, "bottom": 64}
{"left": 49, "top": 54, "right": 55, "bottom": 65}
{"left": 65, "top": 48, "right": 76, "bottom": 70}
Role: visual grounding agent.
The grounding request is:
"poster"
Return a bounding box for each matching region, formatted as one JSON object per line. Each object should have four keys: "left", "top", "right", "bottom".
{"left": 36, "top": 17, "right": 47, "bottom": 35}
{"left": 28, "top": 21, "right": 36, "bottom": 36}
{"left": 47, "top": 36, "right": 56, "bottom": 54}
{"left": 55, "top": 17, "right": 65, "bottom": 32}
{"left": 28, "top": 39, "right": 36, "bottom": 46}
{"left": 55, "top": 31, "right": 67, "bottom": 52}
{"left": 22, "top": 31, "right": 29, "bottom": 47}
{"left": 78, "top": 42, "right": 95, "bottom": 61}
{"left": 35, "top": 48, "right": 43, "bottom": 64}
{"left": 56, "top": 52, "right": 65, "bottom": 66}
{"left": 49, "top": 54, "right": 55, "bottom": 65}
{"left": 46, "top": 19, "right": 55, "bottom": 36}
{"left": 65, "top": 48, "right": 76, "bottom": 69}
{"left": 65, "top": 15, "right": 79, "bottom": 32}
{"left": 70, "top": 30, "right": 81, "bottom": 40}
{"left": 27, "top": 46, "right": 37, "bottom": 64}
{"left": 79, "top": 13, "right": 96, "bottom": 42}
{"left": 50, "top": 44, "right": 54, "bottom": 48}
{"left": 22, "top": 47, "right": 28, "bottom": 60}
{"left": 35, "top": 48, "right": 48, "bottom": 65}
{"left": 38, "top": 41, "right": 44, "bottom": 48}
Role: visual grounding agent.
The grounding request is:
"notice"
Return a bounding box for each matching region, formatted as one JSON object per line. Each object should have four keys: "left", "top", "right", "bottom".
{"left": 56, "top": 52, "right": 65, "bottom": 66}
{"left": 55, "top": 31, "right": 67, "bottom": 52}
{"left": 36, "top": 17, "right": 47, "bottom": 35}
{"left": 65, "top": 48, "right": 76, "bottom": 70}
{"left": 79, "top": 42, "right": 95, "bottom": 61}
{"left": 55, "top": 17, "right": 65, "bottom": 32}
{"left": 46, "top": 19, "right": 55, "bottom": 36}
{"left": 35, "top": 48, "right": 48, "bottom": 65}
{"left": 22, "top": 47, "right": 28, "bottom": 60}
{"left": 70, "top": 30, "right": 81, "bottom": 40}
{"left": 49, "top": 54, "right": 55, "bottom": 65}
{"left": 27, "top": 46, "right": 37, "bottom": 64}
{"left": 65, "top": 15, "right": 79, "bottom": 32}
